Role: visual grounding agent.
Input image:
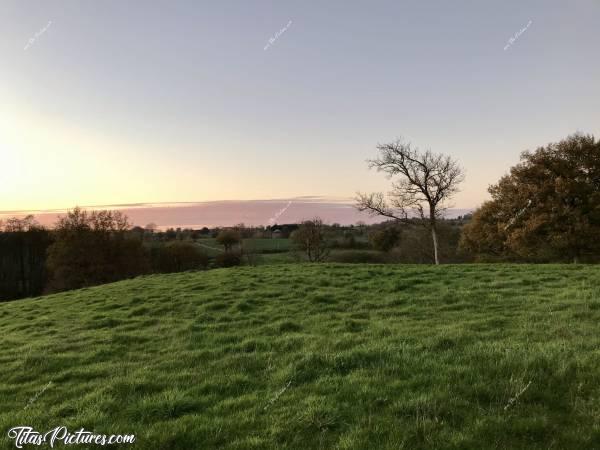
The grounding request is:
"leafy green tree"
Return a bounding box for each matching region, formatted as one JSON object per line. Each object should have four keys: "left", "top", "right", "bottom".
{"left": 46, "top": 207, "right": 148, "bottom": 291}
{"left": 461, "top": 133, "right": 600, "bottom": 262}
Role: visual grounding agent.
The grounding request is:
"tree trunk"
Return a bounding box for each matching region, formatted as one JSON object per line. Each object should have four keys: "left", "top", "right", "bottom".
{"left": 429, "top": 206, "right": 440, "bottom": 265}
{"left": 431, "top": 226, "right": 439, "bottom": 265}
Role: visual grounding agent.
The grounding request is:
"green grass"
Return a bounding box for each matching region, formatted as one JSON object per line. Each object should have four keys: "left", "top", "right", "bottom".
{"left": 1, "top": 264, "right": 600, "bottom": 449}
{"left": 254, "top": 252, "right": 297, "bottom": 265}
{"left": 242, "top": 238, "right": 291, "bottom": 253}
{"left": 255, "top": 249, "right": 385, "bottom": 266}
{"left": 195, "top": 238, "right": 291, "bottom": 257}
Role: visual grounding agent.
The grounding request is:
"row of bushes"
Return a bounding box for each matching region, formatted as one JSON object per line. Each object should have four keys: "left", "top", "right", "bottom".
{"left": 0, "top": 209, "right": 248, "bottom": 301}
{"left": 0, "top": 235, "right": 245, "bottom": 301}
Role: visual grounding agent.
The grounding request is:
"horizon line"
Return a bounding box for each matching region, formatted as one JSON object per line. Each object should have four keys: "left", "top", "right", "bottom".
{"left": 0, "top": 196, "right": 365, "bottom": 216}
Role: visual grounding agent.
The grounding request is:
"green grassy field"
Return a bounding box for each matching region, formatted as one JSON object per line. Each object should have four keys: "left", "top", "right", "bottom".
{"left": 195, "top": 238, "right": 291, "bottom": 257}
{"left": 242, "top": 238, "right": 291, "bottom": 253}
{"left": 1, "top": 264, "right": 599, "bottom": 449}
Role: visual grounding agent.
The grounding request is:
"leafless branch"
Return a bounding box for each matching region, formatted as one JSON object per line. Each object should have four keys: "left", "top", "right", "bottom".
{"left": 355, "top": 138, "right": 465, "bottom": 264}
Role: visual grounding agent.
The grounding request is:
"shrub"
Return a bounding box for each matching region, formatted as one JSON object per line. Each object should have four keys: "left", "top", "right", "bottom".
{"left": 369, "top": 226, "right": 401, "bottom": 252}
{"left": 216, "top": 230, "right": 241, "bottom": 252}
{"left": 151, "top": 242, "right": 209, "bottom": 273}
{"left": 215, "top": 252, "right": 241, "bottom": 268}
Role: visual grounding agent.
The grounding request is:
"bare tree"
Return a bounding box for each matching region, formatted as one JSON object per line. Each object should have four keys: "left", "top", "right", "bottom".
{"left": 241, "top": 240, "right": 260, "bottom": 266}
{"left": 2, "top": 215, "right": 40, "bottom": 232}
{"left": 356, "top": 139, "right": 464, "bottom": 264}
{"left": 290, "top": 218, "right": 330, "bottom": 262}
{"left": 216, "top": 229, "right": 241, "bottom": 253}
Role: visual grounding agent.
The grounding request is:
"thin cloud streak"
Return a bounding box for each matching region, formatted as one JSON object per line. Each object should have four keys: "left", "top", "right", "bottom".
{"left": 0, "top": 198, "right": 472, "bottom": 229}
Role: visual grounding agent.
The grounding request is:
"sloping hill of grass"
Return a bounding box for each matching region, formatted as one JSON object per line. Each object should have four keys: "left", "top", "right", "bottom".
{"left": 1, "top": 264, "right": 599, "bottom": 449}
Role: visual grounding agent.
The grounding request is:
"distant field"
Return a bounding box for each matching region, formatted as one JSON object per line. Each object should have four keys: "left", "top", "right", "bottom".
{"left": 1, "top": 264, "right": 600, "bottom": 449}
{"left": 196, "top": 238, "right": 291, "bottom": 256}
{"left": 242, "top": 238, "right": 291, "bottom": 253}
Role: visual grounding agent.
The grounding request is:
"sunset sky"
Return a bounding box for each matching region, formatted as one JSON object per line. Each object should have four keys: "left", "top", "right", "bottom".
{"left": 2, "top": 0, "right": 599, "bottom": 214}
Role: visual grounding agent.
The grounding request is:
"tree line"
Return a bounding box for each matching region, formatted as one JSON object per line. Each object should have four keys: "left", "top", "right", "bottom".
{"left": 356, "top": 132, "right": 600, "bottom": 264}
{"left": 0, "top": 212, "right": 299, "bottom": 301}
{"left": 0, "top": 209, "right": 212, "bottom": 302}
{"left": 1, "top": 132, "right": 598, "bottom": 301}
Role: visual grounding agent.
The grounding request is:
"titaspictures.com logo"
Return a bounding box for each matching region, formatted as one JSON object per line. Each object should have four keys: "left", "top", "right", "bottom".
{"left": 7, "top": 426, "right": 135, "bottom": 448}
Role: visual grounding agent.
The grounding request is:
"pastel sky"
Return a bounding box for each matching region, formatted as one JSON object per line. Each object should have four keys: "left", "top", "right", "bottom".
{"left": 1, "top": 0, "right": 599, "bottom": 212}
